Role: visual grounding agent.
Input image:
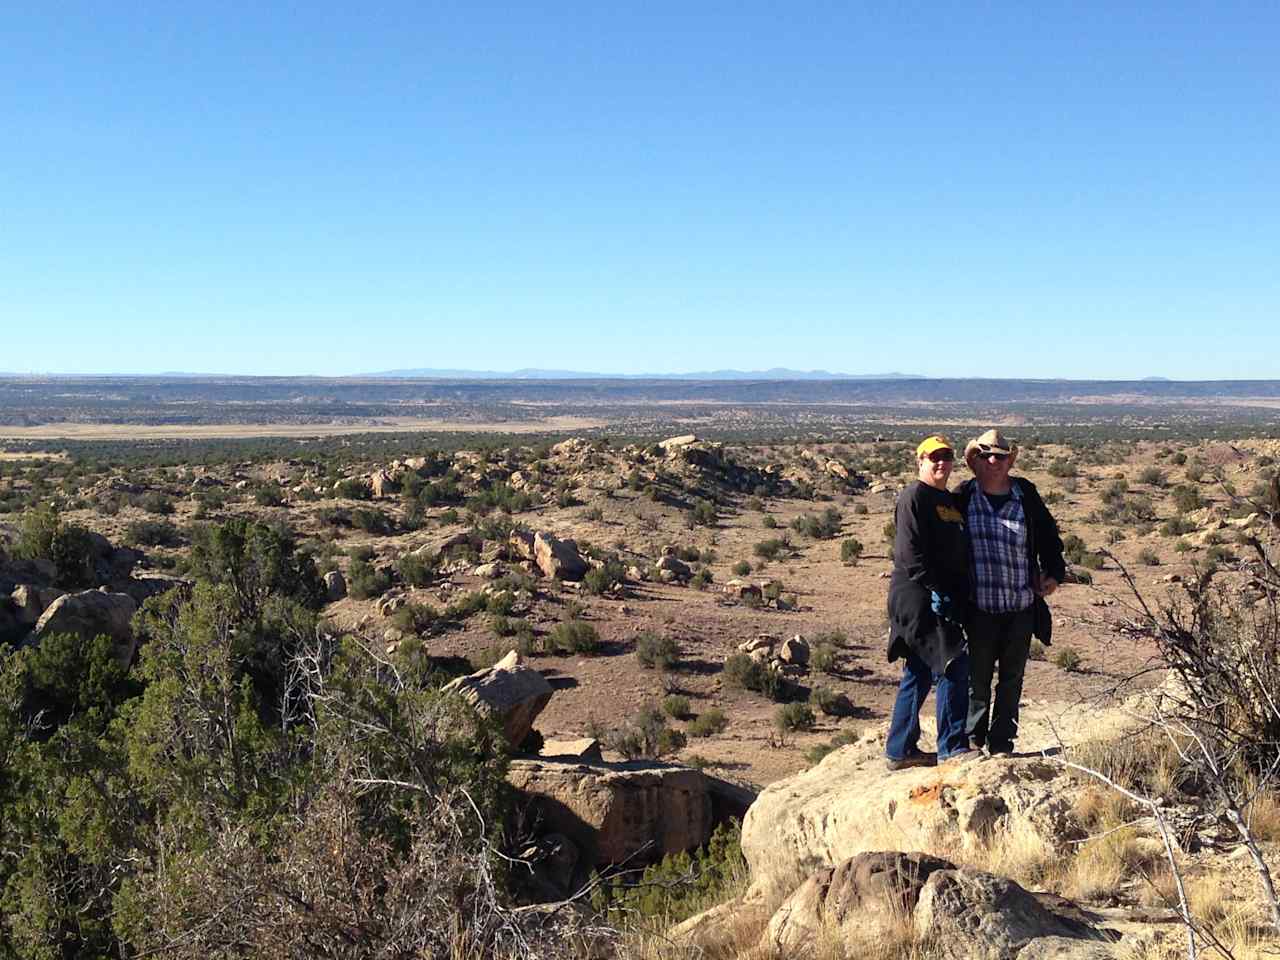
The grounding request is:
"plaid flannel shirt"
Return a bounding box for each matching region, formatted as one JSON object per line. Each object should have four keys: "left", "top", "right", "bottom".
{"left": 967, "top": 482, "right": 1035, "bottom": 613}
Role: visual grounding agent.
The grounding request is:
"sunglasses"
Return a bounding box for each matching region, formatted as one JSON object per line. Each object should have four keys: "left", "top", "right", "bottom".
{"left": 926, "top": 450, "right": 954, "bottom": 463}
{"left": 980, "top": 451, "right": 1010, "bottom": 462}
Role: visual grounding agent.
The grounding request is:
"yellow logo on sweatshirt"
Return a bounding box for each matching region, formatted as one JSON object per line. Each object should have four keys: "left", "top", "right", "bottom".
{"left": 936, "top": 504, "right": 964, "bottom": 525}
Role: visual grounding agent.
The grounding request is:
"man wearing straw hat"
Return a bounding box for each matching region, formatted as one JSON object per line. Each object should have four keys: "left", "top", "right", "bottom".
{"left": 956, "top": 429, "right": 1066, "bottom": 757}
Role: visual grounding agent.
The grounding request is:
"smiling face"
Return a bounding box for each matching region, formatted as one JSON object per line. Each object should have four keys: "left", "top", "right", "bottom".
{"left": 918, "top": 448, "right": 954, "bottom": 489}
{"left": 974, "top": 449, "right": 1014, "bottom": 492}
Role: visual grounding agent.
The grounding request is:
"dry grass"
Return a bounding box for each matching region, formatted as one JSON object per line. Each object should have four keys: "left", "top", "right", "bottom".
{"left": 1243, "top": 786, "right": 1280, "bottom": 842}
{"left": 1116, "top": 902, "right": 1278, "bottom": 960}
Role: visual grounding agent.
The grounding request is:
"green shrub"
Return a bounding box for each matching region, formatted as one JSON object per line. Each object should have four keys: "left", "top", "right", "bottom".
{"left": 687, "top": 708, "right": 728, "bottom": 737}
{"left": 351, "top": 507, "right": 394, "bottom": 535}
{"left": 1052, "top": 646, "right": 1083, "bottom": 672}
{"left": 1029, "top": 638, "right": 1048, "bottom": 661}
{"left": 606, "top": 704, "right": 686, "bottom": 760}
{"left": 1137, "top": 547, "right": 1160, "bottom": 566}
{"left": 347, "top": 558, "right": 391, "bottom": 600}
{"left": 389, "top": 602, "right": 439, "bottom": 635}
{"left": 592, "top": 821, "right": 745, "bottom": 923}
{"left": 882, "top": 520, "right": 896, "bottom": 544}
{"left": 136, "top": 491, "right": 175, "bottom": 515}
{"left": 583, "top": 558, "right": 626, "bottom": 596}
{"left": 753, "top": 538, "right": 787, "bottom": 561}
{"left": 1048, "top": 459, "right": 1078, "bottom": 478}
{"left": 762, "top": 515, "right": 778, "bottom": 529}
{"left": 775, "top": 702, "right": 816, "bottom": 734}
{"left": 396, "top": 552, "right": 434, "bottom": 587}
{"left": 808, "top": 684, "right": 848, "bottom": 716}
{"left": 804, "top": 730, "right": 860, "bottom": 765}
{"left": 690, "top": 499, "right": 718, "bottom": 527}
{"left": 1173, "top": 539, "right": 1193, "bottom": 553}
{"left": 790, "top": 506, "right": 842, "bottom": 539}
{"left": 15, "top": 504, "right": 98, "bottom": 588}
{"left": 442, "top": 591, "right": 488, "bottom": 621}
{"left": 125, "top": 519, "right": 182, "bottom": 548}
{"left": 853, "top": 503, "right": 869, "bottom": 515}
{"left": 551, "top": 620, "right": 600, "bottom": 655}
{"left": 811, "top": 642, "right": 839, "bottom": 674}
{"left": 731, "top": 559, "right": 752, "bottom": 576}
{"left": 722, "top": 653, "right": 786, "bottom": 701}
{"left": 1137, "top": 467, "right": 1166, "bottom": 487}
{"left": 662, "top": 695, "right": 691, "bottom": 720}
{"left": 333, "top": 478, "right": 372, "bottom": 500}
{"left": 635, "top": 632, "right": 681, "bottom": 670}
{"left": 1173, "top": 484, "right": 1204, "bottom": 514}
{"left": 1160, "top": 516, "right": 1196, "bottom": 537}
{"left": 840, "top": 538, "right": 864, "bottom": 564}
{"left": 691, "top": 568, "right": 712, "bottom": 590}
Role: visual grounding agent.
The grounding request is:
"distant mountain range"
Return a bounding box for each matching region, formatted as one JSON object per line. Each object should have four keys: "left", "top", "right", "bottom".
{"left": 356, "top": 367, "right": 925, "bottom": 381}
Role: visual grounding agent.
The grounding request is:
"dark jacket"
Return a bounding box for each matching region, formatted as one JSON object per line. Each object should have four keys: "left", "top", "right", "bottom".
{"left": 955, "top": 475, "right": 1066, "bottom": 641}
{"left": 886, "top": 481, "right": 969, "bottom": 673}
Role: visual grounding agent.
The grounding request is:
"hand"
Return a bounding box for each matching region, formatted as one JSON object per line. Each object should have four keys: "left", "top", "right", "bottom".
{"left": 1037, "top": 576, "right": 1058, "bottom": 598}
{"left": 930, "top": 590, "right": 958, "bottom": 622}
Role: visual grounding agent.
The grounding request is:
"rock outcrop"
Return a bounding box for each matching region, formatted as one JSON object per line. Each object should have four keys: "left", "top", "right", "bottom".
{"left": 443, "top": 650, "right": 553, "bottom": 749}
{"left": 741, "top": 740, "right": 1081, "bottom": 896}
{"left": 29, "top": 590, "right": 140, "bottom": 666}
{"left": 507, "top": 757, "right": 714, "bottom": 873}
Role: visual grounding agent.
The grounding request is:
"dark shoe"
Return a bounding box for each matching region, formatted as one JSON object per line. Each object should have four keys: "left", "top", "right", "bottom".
{"left": 885, "top": 750, "right": 937, "bottom": 771}
{"left": 941, "top": 748, "right": 979, "bottom": 764}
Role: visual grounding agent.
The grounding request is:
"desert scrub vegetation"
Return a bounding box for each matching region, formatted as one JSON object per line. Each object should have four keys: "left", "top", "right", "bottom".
{"left": 549, "top": 619, "right": 600, "bottom": 655}
{"left": 605, "top": 703, "right": 686, "bottom": 759}
{"left": 0, "top": 513, "right": 570, "bottom": 958}
{"left": 721, "top": 652, "right": 787, "bottom": 701}
{"left": 790, "top": 505, "right": 842, "bottom": 539}
{"left": 635, "top": 631, "right": 681, "bottom": 670}
{"left": 687, "top": 707, "right": 728, "bottom": 737}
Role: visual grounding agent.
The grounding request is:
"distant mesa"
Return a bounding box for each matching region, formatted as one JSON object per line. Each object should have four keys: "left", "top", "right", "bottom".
{"left": 357, "top": 367, "right": 924, "bottom": 381}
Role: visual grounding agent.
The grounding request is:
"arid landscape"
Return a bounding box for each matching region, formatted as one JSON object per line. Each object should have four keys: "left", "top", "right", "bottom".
{"left": 2, "top": 376, "right": 1278, "bottom": 958}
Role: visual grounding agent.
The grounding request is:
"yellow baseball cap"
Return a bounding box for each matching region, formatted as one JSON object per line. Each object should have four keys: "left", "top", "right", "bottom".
{"left": 916, "top": 435, "right": 954, "bottom": 458}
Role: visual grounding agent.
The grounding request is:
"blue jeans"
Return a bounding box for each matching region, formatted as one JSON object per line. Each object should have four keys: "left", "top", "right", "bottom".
{"left": 885, "top": 650, "right": 971, "bottom": 761}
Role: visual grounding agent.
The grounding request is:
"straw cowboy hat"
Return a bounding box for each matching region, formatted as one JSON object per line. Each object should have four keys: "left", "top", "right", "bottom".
{"left": 964, "top": 429, "right": 1018, "bottom": 471}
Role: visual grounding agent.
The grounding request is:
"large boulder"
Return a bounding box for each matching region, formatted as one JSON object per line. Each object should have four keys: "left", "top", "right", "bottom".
{"left": 741, "top": 739, "right": 1082, "bottom": 896}
{"left": 443, "top": 650, "right": 553, "bottom": 749}
{"left": 533, "top": 532, "right": 588, "bottom": 581}
{"left": 29, "top": 590, "right": 139, "bottom": 666}
{"left": 507, "top": 757, "right": 714, "bottom": 873}
{"left": 915, "top": 868, "right": 1114, "bottom": 959}
{"left": 10, "top": 584, "right": 67, "bottom": 626}
{"left": 323, "top": 570, "right": 347, "bottom": 602}
{"left": 764, "top": 851, "right": 954, "bottom": 953}
{"left": 370, "top": 469, "right": 401, "bottom": 498}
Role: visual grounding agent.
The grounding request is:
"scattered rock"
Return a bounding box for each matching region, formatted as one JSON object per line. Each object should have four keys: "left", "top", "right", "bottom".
{"left": 533, "top": 532, "right": 589, "bottom": 581}
{"left": 780, "top": 635, "right": 810, "bottom": 666}
{"left": 370, "top": 469, "right": 401, "bottom": 498}
{"left": 656, "top": 555, "right": 692, "bottom": 581}
{"left": 323, "top": 570, "right": 347, "bottom": 601}
{"left": 444, "top": 650, "right": 554, "bottom": 749}
{"left": 377, "top": 593, "right": 407, "bottom": 617}
{"left": 473, "top": 561, "right": 505, "bottom": 579}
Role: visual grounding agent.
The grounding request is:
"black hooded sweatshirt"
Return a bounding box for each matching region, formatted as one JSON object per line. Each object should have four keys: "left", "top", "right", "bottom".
{"left": 886, "top": 480, "right": 969, "bottom": 673}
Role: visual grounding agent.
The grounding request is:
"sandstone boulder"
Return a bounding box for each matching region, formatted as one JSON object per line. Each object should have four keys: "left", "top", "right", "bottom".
{"left": 11, "top": 584, "right": 66, "bottom": 626}
{"left": 473, "top": 561, "right": 505, "bottom": 579}
{"left": 533, "top": 532, "right": 588, "bottom": 581}
{"left": 29, "top": 590, "right": 139, "bottom": 666}
{"left": 508, "top": 529, "right": 537, "bottom": 562}
{"left": 915, "top": 868, "right": 1113, "bottom": 959}
{"left": 323, "top": 570, "right": 347, "bottom": 602}
{"left": 444, "top": 650, "right": 553, "bottom": 749}
{"left": 370, "top": 469, "right": 400, "bottom": 498}
{"left": 741, "top": 740, "right": 1082, "bottom": 896}
{"left": 656, "top": 555, "right": 692, "bottom": 581}
{"left": 507, "top": 757, "right": 713, "bottom": 872}
{"left": 658, "top": 434, "right": 698, "bottom": 453}
{"left": 780, "top": 634, "right": 810, "bottom": 666}
{"left": 764, "top": 851, "right": 953, "bottom": 953}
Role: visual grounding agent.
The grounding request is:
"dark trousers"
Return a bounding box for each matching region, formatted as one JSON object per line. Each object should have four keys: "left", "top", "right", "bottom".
{"left": 966, "top": 607, "right": 1034, "bottom": 753}
{"left": 885, "top": 650, "right": 970, "bottom": 761}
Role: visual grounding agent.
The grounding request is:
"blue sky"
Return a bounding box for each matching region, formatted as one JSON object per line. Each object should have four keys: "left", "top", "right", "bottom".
{"left": 3, "top": 2, "right": 1277, "bottom": 378}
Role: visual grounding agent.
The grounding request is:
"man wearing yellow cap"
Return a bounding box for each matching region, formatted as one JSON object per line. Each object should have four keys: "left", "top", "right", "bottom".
{"left": 884, "top": 435, "right": 975, "bottom": 769}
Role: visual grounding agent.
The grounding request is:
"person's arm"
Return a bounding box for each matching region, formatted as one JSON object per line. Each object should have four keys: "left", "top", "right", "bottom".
{"left": 1023, "top": 480, "right": 1066, "bottom": 586}
{"left": 895, "top": 487, "right": 943, "bottom": 593}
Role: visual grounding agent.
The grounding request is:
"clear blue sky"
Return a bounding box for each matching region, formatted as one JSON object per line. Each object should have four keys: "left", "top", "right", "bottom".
{"left": 3, "top": 2, "right": 1277, "bottom": 378}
